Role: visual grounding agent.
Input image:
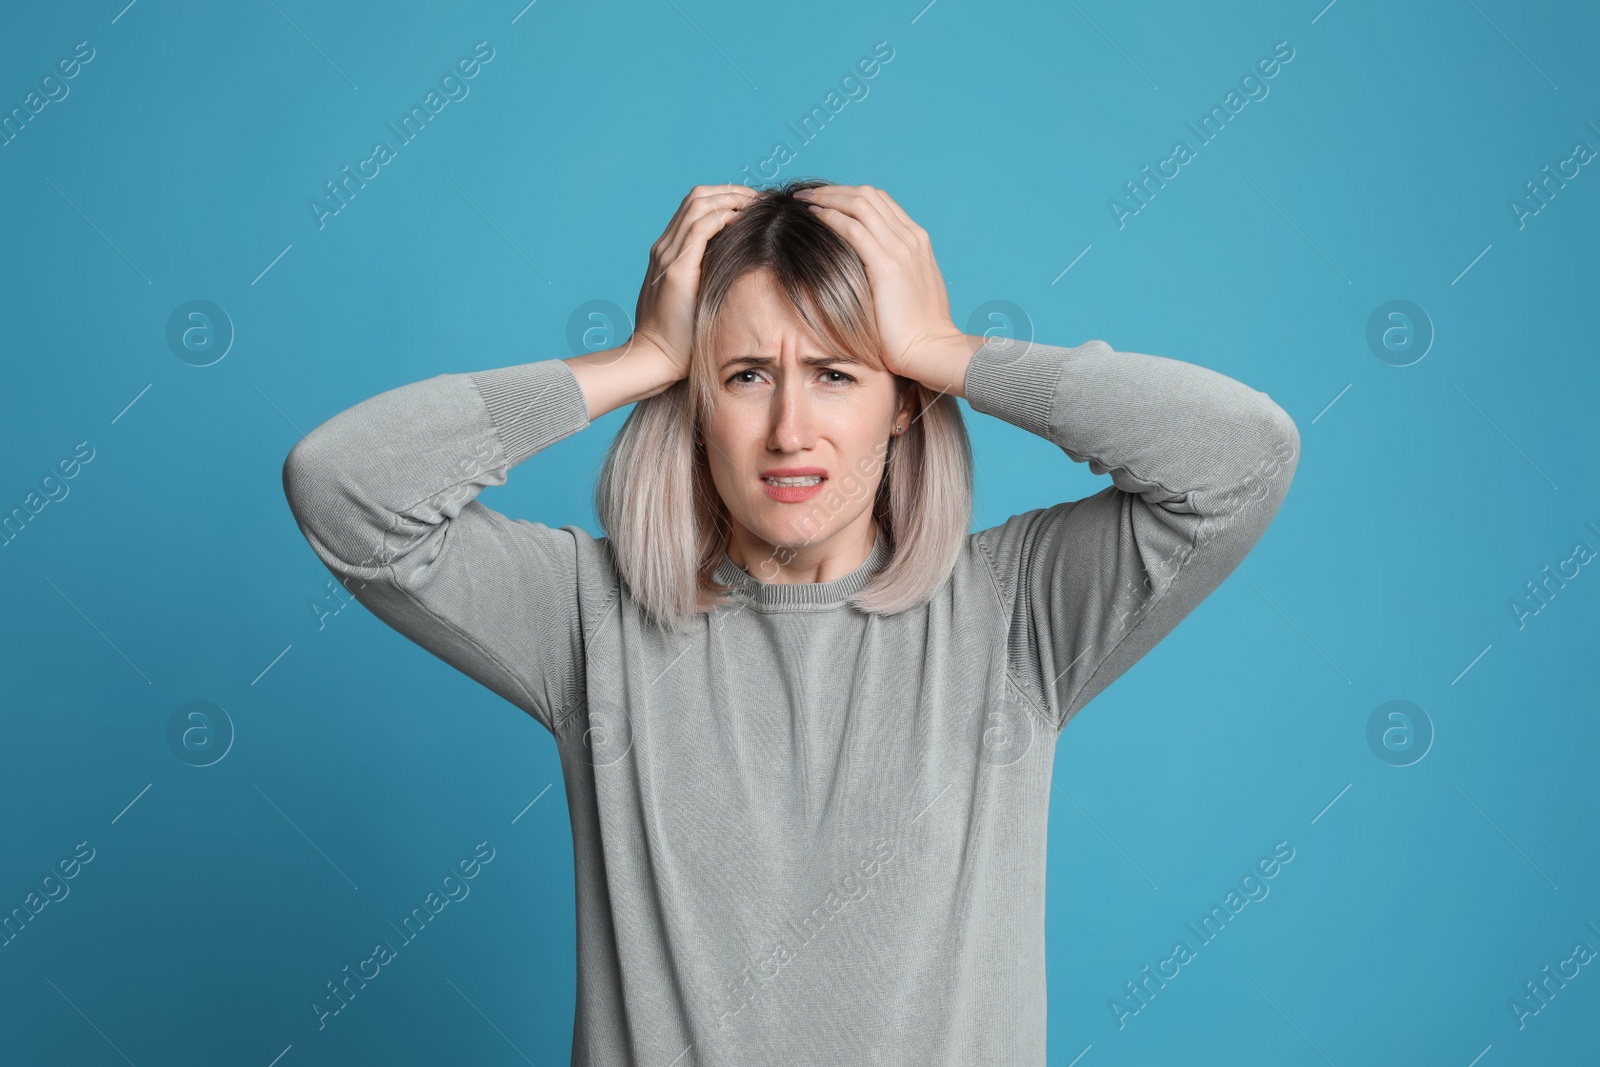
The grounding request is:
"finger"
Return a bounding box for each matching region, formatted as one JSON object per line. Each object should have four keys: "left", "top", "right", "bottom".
{"left": 870, "top": 188, "right": 930, "bottom": 247}
{"left": 850, "top": 187, "right": 919, "bottom": 255}
{"left": 663, "top": 191, "right": 757, "bottom": 264}
{"left": 668, "top": 186, "right": 759, "bottom": 245}
{"left": 813, "top": 186, "right": 946, "bottom": 288}
{"left": 870, "top": 194, "right": 929, "bottom": 266}
{"left": 804, "top": 199, "right": 898, "bottom": 277}
{"left": 653, "top": 189, "right": 760, "bottom": 277}
{"left": 803, "top": 185, "right": 919, "bottom": 258}
{"left": 653, "top": 187, "right": 705, "bottom": 256}
{"left": 651, "top": 197, "right": 755, "bottom": 286}
{"left": 655, "top": 186, "right": 759, "bottom": 259}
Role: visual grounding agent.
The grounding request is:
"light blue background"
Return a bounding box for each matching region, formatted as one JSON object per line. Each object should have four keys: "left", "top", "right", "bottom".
{"left": 2, "top": 0, "right": 1597, "bottom": 1063}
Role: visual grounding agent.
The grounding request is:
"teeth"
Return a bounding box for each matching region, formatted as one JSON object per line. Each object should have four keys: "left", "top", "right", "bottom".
{"left": 765, "top": 475, "right": 822, "bottom": 487}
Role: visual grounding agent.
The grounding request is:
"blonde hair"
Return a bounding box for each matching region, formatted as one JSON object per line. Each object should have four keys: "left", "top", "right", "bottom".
{"left": 594, "top": 178, "right": 975, "bottom": 634}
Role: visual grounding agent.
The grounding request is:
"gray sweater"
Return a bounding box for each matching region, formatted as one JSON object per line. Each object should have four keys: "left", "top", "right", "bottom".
{"left": 281, "top": 334, "right": 1299, "bottom": 1065}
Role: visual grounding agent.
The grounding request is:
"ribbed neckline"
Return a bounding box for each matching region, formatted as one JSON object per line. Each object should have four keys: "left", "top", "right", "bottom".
{"left": 714, "top": 530, "right": 889, "bottom": 610}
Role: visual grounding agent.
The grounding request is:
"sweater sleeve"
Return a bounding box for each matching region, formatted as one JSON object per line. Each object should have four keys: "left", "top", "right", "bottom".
{"left": 280, "top": 357, "right": 597, "bottom": 735}
{"left": 965, "top": 335, "right": 1300, "bottom": 735}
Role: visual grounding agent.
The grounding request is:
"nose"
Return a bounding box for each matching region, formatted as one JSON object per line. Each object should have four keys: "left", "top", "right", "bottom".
{"left": 767, "top": 375, "right": 816, "bottom": 453}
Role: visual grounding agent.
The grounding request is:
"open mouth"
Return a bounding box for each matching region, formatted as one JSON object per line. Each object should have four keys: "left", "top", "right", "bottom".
{"left": 759, "top": 470, "right": 828, "bottom": 501}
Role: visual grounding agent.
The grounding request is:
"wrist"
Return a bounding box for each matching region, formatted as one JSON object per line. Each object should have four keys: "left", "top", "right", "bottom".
{"left": 899, "top": 328, "right": 985, "bottom": 400}
{"left": 563, "top": 335, "right": 684, "bottom": 422}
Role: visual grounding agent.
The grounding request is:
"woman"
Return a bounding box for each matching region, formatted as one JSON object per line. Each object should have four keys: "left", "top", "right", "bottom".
{"left": 282, "top": 180, "right": 1300, "bottom": 1065}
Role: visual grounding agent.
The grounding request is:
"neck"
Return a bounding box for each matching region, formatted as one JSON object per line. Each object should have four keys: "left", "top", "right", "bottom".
{"left": 725, "top": 519, "right": 880, "bottom": 585}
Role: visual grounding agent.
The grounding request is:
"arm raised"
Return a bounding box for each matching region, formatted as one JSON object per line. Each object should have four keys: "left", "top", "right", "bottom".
{"left": 282, "top": 355, "right": 600, "bottom": 733}
{"left": 968, "top": 336, "right": 1300, "bottom": 734}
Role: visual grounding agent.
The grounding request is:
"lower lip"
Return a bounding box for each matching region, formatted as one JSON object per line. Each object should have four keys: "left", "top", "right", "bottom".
{"left": 761, "top": 477, "right": 826, "bottom": 503}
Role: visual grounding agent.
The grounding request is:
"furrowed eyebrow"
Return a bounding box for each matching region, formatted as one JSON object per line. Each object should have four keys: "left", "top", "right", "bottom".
{"left": 719, "top": 354, "right": 863, "bottom": 371}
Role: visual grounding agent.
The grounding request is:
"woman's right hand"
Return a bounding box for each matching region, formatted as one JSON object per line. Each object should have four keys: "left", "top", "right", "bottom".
{"left": 630, "top": 185, "right": 761, "bottom": 379}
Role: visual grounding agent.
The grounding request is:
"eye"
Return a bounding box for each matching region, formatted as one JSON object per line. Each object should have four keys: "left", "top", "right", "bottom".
{"left": 725, "top": 369, "right": 856, "bottom": 387}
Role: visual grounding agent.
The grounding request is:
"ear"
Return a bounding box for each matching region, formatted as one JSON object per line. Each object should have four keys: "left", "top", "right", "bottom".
{"left": 894, "top": 378, "right": 916, "bottom": 429}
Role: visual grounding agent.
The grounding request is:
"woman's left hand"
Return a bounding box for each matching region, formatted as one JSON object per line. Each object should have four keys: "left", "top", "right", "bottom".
{"left": 794, "top": 184, "right": 969, "bottom": 383}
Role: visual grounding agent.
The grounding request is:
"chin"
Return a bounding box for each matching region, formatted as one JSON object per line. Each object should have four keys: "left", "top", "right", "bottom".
{"left": 740, "top": 515, "right": 824, "bottom": 553}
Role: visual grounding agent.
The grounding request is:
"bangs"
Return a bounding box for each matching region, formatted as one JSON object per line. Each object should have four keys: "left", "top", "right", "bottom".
{"left": 781, "top": 272, "right": 886, "bottom": 374}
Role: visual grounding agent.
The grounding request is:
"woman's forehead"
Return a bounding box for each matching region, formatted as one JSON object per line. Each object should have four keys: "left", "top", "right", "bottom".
{"left": 709, "top": 270, "right": 881, "bottom": 371}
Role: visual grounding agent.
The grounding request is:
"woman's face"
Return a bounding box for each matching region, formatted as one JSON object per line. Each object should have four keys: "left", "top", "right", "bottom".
{"left": 700, "top": 270, "right": 911, "bottom": 564}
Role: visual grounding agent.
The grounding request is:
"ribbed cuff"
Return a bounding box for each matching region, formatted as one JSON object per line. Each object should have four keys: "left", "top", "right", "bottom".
{"left": 468, "top": 358, "right": 592, "bottom": 468}
{"left": 962, "top": 335, "right": 1077, "bottom": 440}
